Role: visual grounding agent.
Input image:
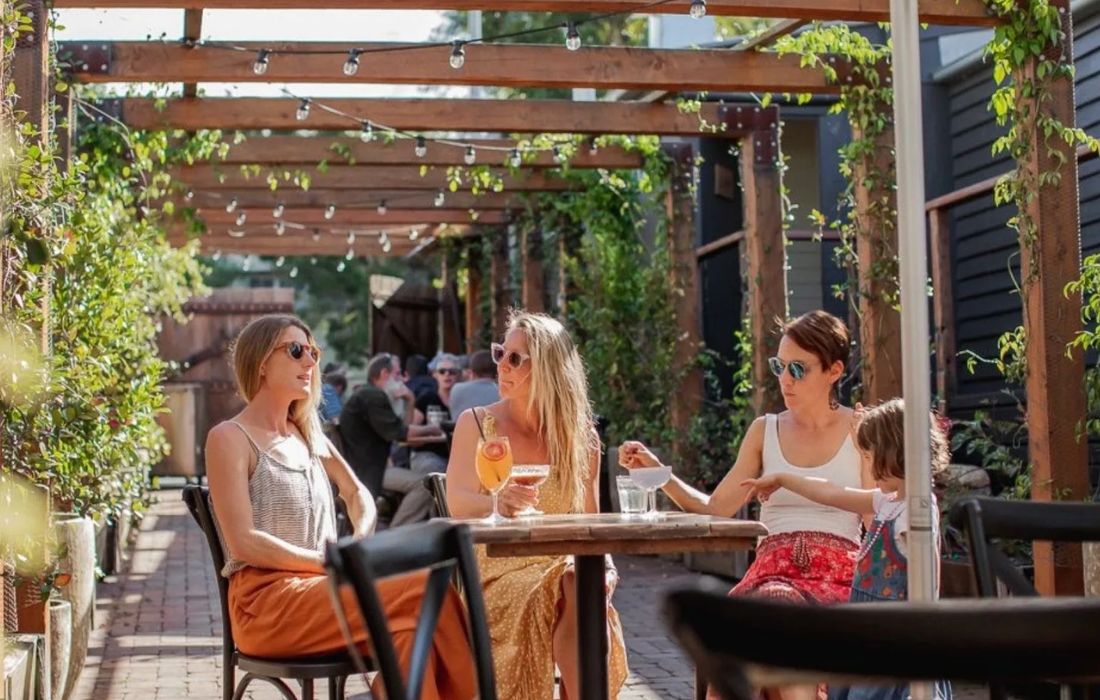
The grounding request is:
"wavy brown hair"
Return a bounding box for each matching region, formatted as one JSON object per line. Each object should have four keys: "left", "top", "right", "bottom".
{"left": 230, "top": 314, "right": 328, "bottom": 457}
{"left": 855, "top": 398, "right": 949, "bottom": 481}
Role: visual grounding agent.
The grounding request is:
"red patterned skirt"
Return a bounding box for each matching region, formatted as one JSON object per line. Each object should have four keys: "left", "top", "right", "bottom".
{"left": 731, "top": 530, "right": 858, "bottom": 604}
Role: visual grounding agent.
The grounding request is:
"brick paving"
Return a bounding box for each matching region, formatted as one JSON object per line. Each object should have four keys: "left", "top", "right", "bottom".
{"left": 69, "top": 490, "right": 709, "bottom": 700}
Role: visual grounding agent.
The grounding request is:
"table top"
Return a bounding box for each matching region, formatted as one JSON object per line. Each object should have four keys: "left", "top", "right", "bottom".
{"left": 446, "top": 512, "right": 767, "bottom": 557}
{"left": 399, "top": 434, "right": 448, "bottom": 447}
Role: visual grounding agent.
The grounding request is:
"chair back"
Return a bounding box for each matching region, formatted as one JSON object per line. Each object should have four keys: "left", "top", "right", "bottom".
{"left": 324, "top": 520, "right": 496, "bottom": 700}
{"left": 181, "top": 486, "right": 237, "bottom": 657}
{"left": 424, "top": 473, "right": 450, "bottom": 518}
{"left": 948, "top": 496, "right": 1100, "bottom": 597}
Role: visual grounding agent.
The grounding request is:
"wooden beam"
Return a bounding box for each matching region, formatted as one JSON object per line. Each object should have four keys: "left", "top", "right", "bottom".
{"left": 928, "top": 207, "right": 955, "bottom": 414}
{"left": 109, "top": 97, "right": 769, "bottom": 136}
{"left": 194, "top": 208, "right": 504, "bottom": 226}
{"left": 50, "top": 0, "right": 999, "bottom": 26}
{"left": 663, "top": 143, "right": 704, "bottom": 457}
{"left": 1020, "top": 0, "right": 1087, "bottom": 596}
{"left": 465, "top": 241, "right": 485, "bottom": 354}
{"left": 172, "top": 164, "right": 572, "bottom": 191}
{"left": 852, "top": 122, "right": 902, "bottom": 404}
{"left": 64, "top": 41, "right": 840, "bottom": 94}
{"left": 739, "top": 117, "right": 787, "bottom": 415}
{"left": 735, "top": 19, "right": 808, "bottom": 52}
{"left": 183, "top": 189, "right": 521, "bottom": 210}
{"left": 182, "top": 9, "right": 202, "bottom": 97}
{"left": 216, "top": 136, "right": 644, "bottom": 169}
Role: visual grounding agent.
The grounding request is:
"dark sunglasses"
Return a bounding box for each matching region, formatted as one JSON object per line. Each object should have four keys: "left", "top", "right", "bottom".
{"left": 273, "top": 341, "right": 321, "bottom": 363}
{"left": 768, "top": 357, "right": 808, "bottom": 380}
{"left": 435, "top": 367, "right": 461, "bottom": 376}
{"left": 491, "top": 342, "right": 531, "bottom": 369}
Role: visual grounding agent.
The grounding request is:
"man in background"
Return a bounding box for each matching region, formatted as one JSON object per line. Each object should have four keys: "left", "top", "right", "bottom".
{"left": 449, "top": 349, "right": 499, "bottom": 418}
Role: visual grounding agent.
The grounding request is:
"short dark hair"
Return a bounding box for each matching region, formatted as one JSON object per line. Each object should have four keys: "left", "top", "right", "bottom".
{"left": 324, "top": 372, "right": 348, "bottom": 392}
{"left": 405, "top": 353, "right": 429, "bottom": 377}
{"left": 367, "top": 354, "right": 393, "bottom": 382}
{"left": 468, "top": 350, "right": 496, "bottom": 379}
{"left": 781, "top": 310, "right": 849, "bottom": 407}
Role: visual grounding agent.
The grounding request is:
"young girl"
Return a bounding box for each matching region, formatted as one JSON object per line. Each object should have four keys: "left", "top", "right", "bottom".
{"left": 742, "top": 398, "right": 952, "bottom": 700}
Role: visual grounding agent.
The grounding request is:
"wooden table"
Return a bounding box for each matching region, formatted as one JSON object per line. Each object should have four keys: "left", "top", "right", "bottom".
{"left": 457, "top": 512, "right": 767, "bottom": 700}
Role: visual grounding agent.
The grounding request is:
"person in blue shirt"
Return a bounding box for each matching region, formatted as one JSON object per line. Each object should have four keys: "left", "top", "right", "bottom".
{"left": 319, "top": 367, "right": 347, "bottom": 423}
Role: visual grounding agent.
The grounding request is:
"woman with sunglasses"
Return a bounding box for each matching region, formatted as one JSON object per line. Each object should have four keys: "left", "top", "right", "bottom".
{"left": 446, "top": 310, "right": 628, "bottom": 700}
{"left": 620, "top": 309, "right": 872, "bottom": 700}
{"left": 205, "top": 315, "right": 476, "bottom": 700}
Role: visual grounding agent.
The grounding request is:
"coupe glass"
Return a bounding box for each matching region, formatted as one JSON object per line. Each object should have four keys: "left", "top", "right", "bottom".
{"left": 630, "top": 465, "right": 672, "bottom": 520}
{"left": 476, "top": 436, "right": 513, "bottom": 525}
{"left": 509, "top": 464, "right": 550, "bottom": 517}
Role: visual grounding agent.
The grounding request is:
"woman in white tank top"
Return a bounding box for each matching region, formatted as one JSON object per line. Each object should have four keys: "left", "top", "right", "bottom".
{"left": 621, "top": 310, "right": 873, "bottom": 700}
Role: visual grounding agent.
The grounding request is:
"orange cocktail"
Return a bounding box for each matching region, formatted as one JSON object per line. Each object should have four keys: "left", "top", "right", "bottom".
{"left": 476, "top": 436, "right": 513, "bottom": 524}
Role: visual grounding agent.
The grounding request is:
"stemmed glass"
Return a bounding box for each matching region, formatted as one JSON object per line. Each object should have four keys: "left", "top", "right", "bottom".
{"left": 476, "top": 436, "right": 514, "bottom": 525}
{"left": 629, "top": 465, "right": 672, "bottom": 520}
{"left": 509, "top": 464, "right": 551, "bottom": 517}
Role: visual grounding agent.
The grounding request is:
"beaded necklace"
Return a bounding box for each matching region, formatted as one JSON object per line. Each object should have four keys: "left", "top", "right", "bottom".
{"left": 852, "top": 498, "right": 906, "bottom": 563}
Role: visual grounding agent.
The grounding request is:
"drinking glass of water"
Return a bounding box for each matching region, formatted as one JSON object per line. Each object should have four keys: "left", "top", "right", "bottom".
{"left": 616, "top": 475, "right": 647, "bottom": 517}
{"left": 629, "top": 466, "right": 672, "bottom": 520}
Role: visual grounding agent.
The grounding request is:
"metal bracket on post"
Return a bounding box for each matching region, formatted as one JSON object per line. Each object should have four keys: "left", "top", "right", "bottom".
{"left": 56, "top": 43, "right": 112, "bottom": 76}
{"left": 91, "top": 98, "right": 124, "bottom": 123}
{"left": 660, "top": 141, "right": 695, "bottom": 195}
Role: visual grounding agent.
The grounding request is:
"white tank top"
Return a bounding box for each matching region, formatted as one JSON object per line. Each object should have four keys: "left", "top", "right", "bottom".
{"left": 759, "top": 413, "right": 862, "bottom": 544}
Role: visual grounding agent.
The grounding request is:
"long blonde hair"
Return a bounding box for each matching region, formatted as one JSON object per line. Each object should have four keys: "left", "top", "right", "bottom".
{"left": 509, "top": 310, "right": 596, "bottom": 512}
{"left": 230, "top": 314, "right": 329, "bottom": 457}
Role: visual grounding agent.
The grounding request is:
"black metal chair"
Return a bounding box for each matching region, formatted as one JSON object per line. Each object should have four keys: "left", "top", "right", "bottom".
{"left": 424, "top": 473, "right": 450, "bottom": 518}
{"left": 181, "top": 486, "right": 357, "bottom": 700}
{"left": 324, "top": 520, "right": 498, "bottom": 700}
{"left": 664, "top": 583, "right": 1100, "bottom": 700}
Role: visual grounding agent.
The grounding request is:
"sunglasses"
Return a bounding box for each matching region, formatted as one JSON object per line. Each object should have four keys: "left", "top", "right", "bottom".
{"left": 273, "top": 341, "right": 321, "bottom": 363}
{"left": 435, "top": 367, "right": 461, "bottom": 376}
{"left": 768, "top": 357, "right": 809, "bottom": 380}
{"left": 491, "top": 342, "right": 531, "bottom": 369}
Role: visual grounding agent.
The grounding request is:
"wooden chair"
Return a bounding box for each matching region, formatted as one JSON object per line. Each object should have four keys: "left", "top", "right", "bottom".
{"left": 664, "top": 582, "right": 1100, "bottom": 700}
{"left": 181, "top": 486, "right": 357, "bottom": 700}
{"left": 324, "top": 520, "right": 498, "bottom": 700}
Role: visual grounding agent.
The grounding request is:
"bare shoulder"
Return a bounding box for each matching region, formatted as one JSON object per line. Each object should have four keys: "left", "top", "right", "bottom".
{"left": 744, "top": 415, "right": 767, "bottom": 442}
{"left": 205, "top": 421, "right": 252, "bottom": 464}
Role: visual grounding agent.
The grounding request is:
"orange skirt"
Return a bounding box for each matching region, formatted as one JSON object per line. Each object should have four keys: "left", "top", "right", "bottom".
{"left": 228, "top": 566, "right": 477, "bottom": 700}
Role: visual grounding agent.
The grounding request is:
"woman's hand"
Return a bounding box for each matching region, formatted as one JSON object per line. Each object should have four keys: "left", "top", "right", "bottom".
{"left": 618, "top": 441, "right": 662, "bottom": 469}
{"left": 740, "top": 475, "right": 783, "bottom": 503}
{"left": 497, "top": 481, "right": 539, "bottom": 517}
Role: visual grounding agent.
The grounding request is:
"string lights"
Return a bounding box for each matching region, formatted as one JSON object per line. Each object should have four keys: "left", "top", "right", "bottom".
{"left": 360, "top": 120, "right": 373, "bottom": 142}
{"left": 464, "top": 146, "right": 477, "bottom": 165}
{"left": 274, "top": 220, "right": 286, "bottom": 235}
{"left": 510, "top": 148, "right": 522, "bottom": 168}
{"left": 273, "top": 201, "right": 285, "bottom": 218}
{"left": 324, "top": 203, "right": 337, "bottom": 220}
{"left": 377, "top": 199, "right": 387, "bottom": 215}
{"left": 343, "top": 49, "right": 362, "bottom": 76}
{"left": 252, "top": 49, "right": 270, "bottom": 75}
{"left": 689, "top": 0, "right": 707, "bottom": 18}
{"left": 434, "top": 189, "right": 446, "bottom": 207}
{"left": 415, "top": 136, "right": 427, "bottom": 158}
{"left": 225, "top": 197, "right": 238, "bottom": 213}
{"left": 565, "top": 22, "right": 582, "bottom": 51}
{"left": 296, "top": 98, "right": 311, "bottom": 121}
{"left": 449, "top": 41, "right": 466, "bottom": 69}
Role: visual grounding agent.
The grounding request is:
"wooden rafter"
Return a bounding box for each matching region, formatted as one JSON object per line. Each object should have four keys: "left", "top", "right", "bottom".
{"left": 182, "top": 9, "right": 202, "bottom": 97}
{"left": 194, "top": 208, "right": 503, "bottom": 225}
{"left": 50, "top": 0, "right": 998, "bottom": 26}
{"left": 215, "top": 136, "right": 644, "bottom": 169}
{"left": 179, "top": 189, "right": 521, "bottom": 210}
{"left": 734, "top": 19, "right": 808, "bottom": 52}
{"left": 63, "top": 41, "right": 840, "bottom": 94}
{"left": 103, "top": 97, "right": 773, "bottom": 136}
{"left": 172, "top": 164, "right": 573, "bottom": 191}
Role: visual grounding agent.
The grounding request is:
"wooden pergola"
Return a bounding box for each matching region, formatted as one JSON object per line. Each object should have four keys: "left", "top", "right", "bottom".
{"left": 30, "top": 0, "right": 1087, "bottom": 596}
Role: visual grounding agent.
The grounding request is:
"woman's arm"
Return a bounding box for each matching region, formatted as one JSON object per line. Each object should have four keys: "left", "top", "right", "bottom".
{"left": 742, "top": 473, "right": 878, "bottom": 516}
{"left": 620, "top": 417, "right": 767, "bottom": 517}
{"left": 318, "top": 437, "right": 376, "bottom": 536}
{"left": 205, "top": 423, "right": 325, "bottom": 574}
{"left": 445, "top": 410, "right": 493, "bottom": 517}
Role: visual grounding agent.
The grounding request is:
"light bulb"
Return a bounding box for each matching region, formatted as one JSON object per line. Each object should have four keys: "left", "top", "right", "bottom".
{"left": 377, "top": 200, "right": 387, "bottom": 215}
{"left": 275, "top": 255, "right": 285, "bottom": 267}
{"left": 273, "top": 201, "right": 284, "bottom": 218}
{"left": 565, "top": 22, "right": 581, "bottom": 51}
{"left": 379, "top": 231, "right": 388, "bottom": 244}
{"left": 296, "top": 98, "right": 311, "bottom": 121}
{"left": 242, "top": 258, "right": 251, "bottom": 272}
{"left": 253, "top": 49, "right": 270, "bottom": 75}
{"left": 510, "top": 148, "right": 521, "bottom": 168}
{"left": 311, "top": 230, "right": 321, "bottom": 242}
{"left": 553, "top": 146, "right": 564, "bottom": 163}
{"left": 415, "top": 136, "right": 427, "bottom": 158}
{"left": 225, "top": 197, "right": 238, "bottom": 213}
{"left": 689, "top": 0, "right": 707, "bottom": 18}
{"left": 212, "top": 249, "right": 222, "bottom": 261}
{"left": 289, "top": 266, "right": 299, "bottom": 278}
{"left": 345, "top": 248, "right": 354, "bottom": 261}
{"left": 347, "top": 231, "right": 356, "bottom": 245}
{"left": 434, "top": 189, "right": 446, "bottom": 207}
{"left": 310, "top": 256, "right": 317, "bottom": 265}
{"left": 235, "top": 211, "right": 247, "bottom": 226}
{"left": 382, "top": 239, "right": 392, "bottom": 253}
{"left": 274, "top": 220, "right": 286, "bottom": 236}
{"left": 464, "top": 146, "right": 476, "bottom": 165}
{"left": 337, "top": 260, "right": 346, "bottom": 272}
{"left": 324, "top": 204, "right": 336, "bottom": 220}
{"left": 343, "top": 49, "right": 361, "bottom": 76}
{"left": 184, "top": 189, "right": 194, "bottom": 202}
{"left": 360, "top": 121, "right": 373, "bottom": 142}
{"left": 588, "top": 139, "right": 599, "bottom": 156}
{"left": 409, "top": 228, "right": 419, "bottom": 241}
{"left": 449, "top": 41, "right": 466, "bottom": 70}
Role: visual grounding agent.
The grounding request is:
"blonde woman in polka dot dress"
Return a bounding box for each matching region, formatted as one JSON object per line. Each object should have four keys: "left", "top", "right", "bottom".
{"left": 446, "top": 311, "right": 628, "bottom": 700}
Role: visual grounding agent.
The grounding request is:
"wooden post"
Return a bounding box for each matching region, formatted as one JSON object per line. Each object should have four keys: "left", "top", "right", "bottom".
{"left": 440, "top": 246, "right": 463, "bottom": 354}
{"left": 12, "top": 0, "right": 51, "bottom": 356}
{"left": 738, "top": 109, "right": 787, "bottom": 414}
{"left": 489, "top": 228, "right": 510, "bottom": 340}
{"left": 663, "top": 142, "right": 704, "bottom": 448}
{"left": 556, "top": 226, "right": 582, "bottom": 316}
{"left": 520, "top": 224, "right": 546, "bottom": 313}
{"left": 928, "top": 207, "right": 956, "bottom": 414}
{"left": 1019, "top": 0, "right": 1088, "bottom": 596}
{"left": 464, "top": 240, "right": 485, "bottom": 354}
{"left": 55, "top": 89, "right": 76, "bottom": 171}
{"left": 851, "top": 122, "right": 903, "bottom": 404}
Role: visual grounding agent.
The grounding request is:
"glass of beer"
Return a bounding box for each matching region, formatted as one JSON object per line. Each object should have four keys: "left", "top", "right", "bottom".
{"left": 509, "top": 464, "right": 550, "bottom": 517}
{"left": 476, "top": 436, "right": 514, "bottom": 525}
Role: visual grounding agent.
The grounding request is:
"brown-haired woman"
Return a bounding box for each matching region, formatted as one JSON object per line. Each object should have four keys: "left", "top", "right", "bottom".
{"left": 620, "top": 309, "right": 873, "bottom": 700}
{"left": 205, "top": 315, "right": 475, "bottom": 700}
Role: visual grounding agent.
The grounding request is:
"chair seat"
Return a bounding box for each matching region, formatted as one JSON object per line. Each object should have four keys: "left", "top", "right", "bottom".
{"left": 237, "top": 651, "right": 362, "bottom": 679}
{"left": 666, "top": 588, "right": 1100, "bottom": 684}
